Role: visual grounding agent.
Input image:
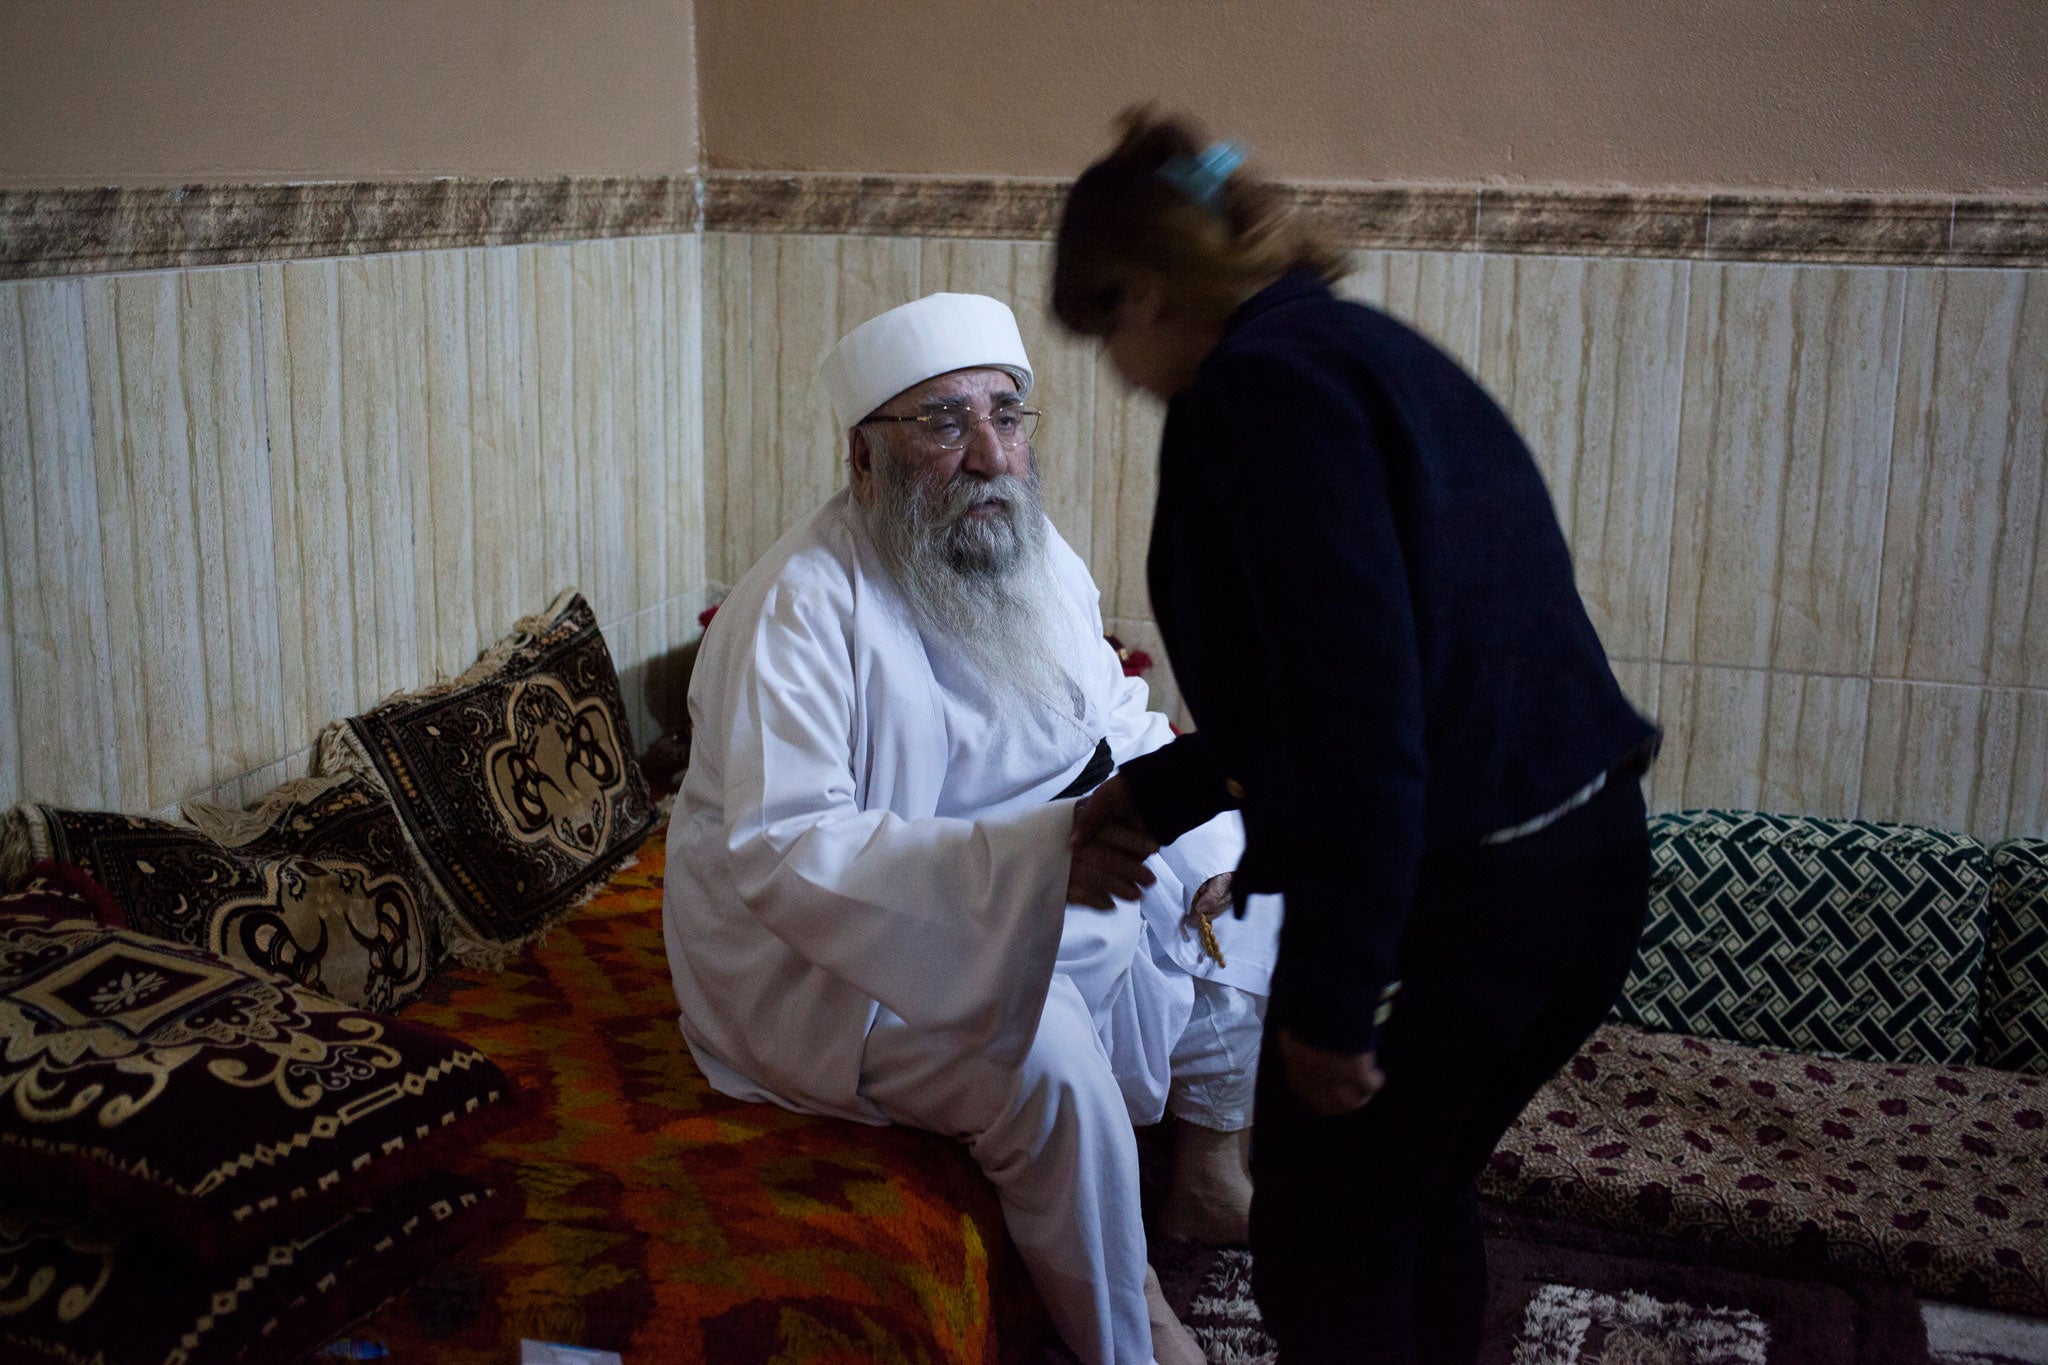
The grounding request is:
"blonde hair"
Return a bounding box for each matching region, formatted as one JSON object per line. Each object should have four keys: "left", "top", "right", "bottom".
{"left": 1052, "top": 107, "right": 1342, "bottom": 337}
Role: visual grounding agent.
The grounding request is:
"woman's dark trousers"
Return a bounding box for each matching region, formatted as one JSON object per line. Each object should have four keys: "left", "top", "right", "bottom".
{"left": 1249, "top": 775, "right": 1651, "bottom": 1364}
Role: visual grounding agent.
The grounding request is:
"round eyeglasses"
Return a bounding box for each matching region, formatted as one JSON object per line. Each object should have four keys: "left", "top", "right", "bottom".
{"left": 861, "top": 404, "right": 1040, "bottom": 452}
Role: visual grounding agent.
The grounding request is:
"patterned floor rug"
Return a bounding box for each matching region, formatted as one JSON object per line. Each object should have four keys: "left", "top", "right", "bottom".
{"left": 1152, "top": 1228, "right": 1935, "bottom": 1365}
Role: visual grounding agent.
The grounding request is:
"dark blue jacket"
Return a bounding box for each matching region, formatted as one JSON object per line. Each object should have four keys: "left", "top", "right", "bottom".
{"left": 1118, "top": 270, "right": 1657, "bottom": 1054}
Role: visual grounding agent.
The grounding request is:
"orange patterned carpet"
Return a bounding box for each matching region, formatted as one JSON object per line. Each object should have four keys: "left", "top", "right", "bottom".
{"left": 350, "top": 823, "right": 1048, "bottom": 1363}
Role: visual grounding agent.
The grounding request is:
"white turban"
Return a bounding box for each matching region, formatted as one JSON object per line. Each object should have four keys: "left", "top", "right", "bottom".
{"left": 821, "top": 293, "right": 1034, "bottom": 432}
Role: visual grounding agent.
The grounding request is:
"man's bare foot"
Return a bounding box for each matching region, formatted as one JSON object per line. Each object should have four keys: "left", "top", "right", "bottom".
{"left": 1160, "top": 1122, "right": 1252, "bottom": 1245}
{"left": 1145, "top": 1263, "right": 1207, "bottom": 1365}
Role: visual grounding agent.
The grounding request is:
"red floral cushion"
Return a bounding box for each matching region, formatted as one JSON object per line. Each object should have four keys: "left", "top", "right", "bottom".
{"left": 1482, "top": 1024, "right": 2048, "bottom": 1313}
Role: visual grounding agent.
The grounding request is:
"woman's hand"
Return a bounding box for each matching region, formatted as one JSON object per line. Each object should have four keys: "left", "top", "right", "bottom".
{"left": 1278, "top": 1028, "right": 1386, "bottom": 1117}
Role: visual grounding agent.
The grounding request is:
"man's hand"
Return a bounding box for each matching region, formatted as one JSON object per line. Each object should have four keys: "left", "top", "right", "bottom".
{"left": 1069, "top": 772, "right": 1150, "bottom": 851}
{"left": 1067, "top": 775, "right": 1160, "bottom": 910}
{"left": 1278, "top": 1028, "right": 1386, "bottom": 1117}
{"left": 1066, "top": 817, "right": 1159, "bottom": 909}
{"left": 1190, "top": 872, "right": 1232, "bottom": 922}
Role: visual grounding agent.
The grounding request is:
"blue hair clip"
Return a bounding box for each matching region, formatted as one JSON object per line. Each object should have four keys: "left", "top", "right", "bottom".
{"left": 1157, "top": 140, "right": 1246, "bottom": 210}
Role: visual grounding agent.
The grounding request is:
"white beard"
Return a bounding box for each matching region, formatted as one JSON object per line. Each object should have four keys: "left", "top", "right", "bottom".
{"left": 858, "top": 447, "right": 1094, "bottom": 732}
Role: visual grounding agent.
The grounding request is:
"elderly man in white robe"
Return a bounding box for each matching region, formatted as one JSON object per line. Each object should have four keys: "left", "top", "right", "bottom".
{"left": 663, "top": 293, "right": 1279, "bottom": 1365}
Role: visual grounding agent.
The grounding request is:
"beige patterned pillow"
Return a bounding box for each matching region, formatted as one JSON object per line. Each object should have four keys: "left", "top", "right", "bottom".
{"left": 317, "top": 589, "right": 656, "bottom": 968}
{"left": 4, "top": 773, "right": 435, "bottom": 1012}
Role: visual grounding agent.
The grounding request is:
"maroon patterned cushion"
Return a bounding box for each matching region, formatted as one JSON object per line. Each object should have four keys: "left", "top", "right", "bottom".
{"left": 0, "top": 891, "right": 521, "bottom": 1262}
{"left": 315, "top": 590, "right": 656, "bottom": 969}
{"left": 0, "top": 1170, "right": 516, "bottom": 1365}
{"left": 1483, "top": 1024, "right": 2048, "bottom": 1313}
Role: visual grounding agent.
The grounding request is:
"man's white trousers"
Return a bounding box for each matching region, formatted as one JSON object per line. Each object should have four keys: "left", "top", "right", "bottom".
{"left": 860, "top": 902, "right": 1264, "bottom": 1365}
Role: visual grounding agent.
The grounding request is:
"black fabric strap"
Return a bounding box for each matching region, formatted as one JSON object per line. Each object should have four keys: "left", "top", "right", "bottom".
{"left": 1052, "top": 738, "right": 1115, "bottom": 802}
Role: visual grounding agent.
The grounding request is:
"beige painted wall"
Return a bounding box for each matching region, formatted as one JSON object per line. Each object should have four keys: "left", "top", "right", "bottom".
{"left": 1, "top": 1, "right": 698, "bottom": 187}
{"left": 698, "top": 0, "right": 2048, "bottom": 195}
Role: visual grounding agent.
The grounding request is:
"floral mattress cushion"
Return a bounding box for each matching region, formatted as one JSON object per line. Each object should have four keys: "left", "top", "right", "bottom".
{"left": 1986, "top": 838, "right": 2048, "bottom": 1075}
{"left": 1482, "top": 1023, "right": 2047, "bottom": 1313}
{"left": 347, "top": 824, "right": 1049, "bottom": 1365}
{"left": 1616, "top": 811, "right": 1991, "bottom": 1066}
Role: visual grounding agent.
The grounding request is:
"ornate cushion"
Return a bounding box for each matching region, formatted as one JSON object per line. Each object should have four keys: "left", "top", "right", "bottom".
{"left": 0, "top": 893, "right": 521, "bottom": 1262}
{"left": 1986, "top": 839, "right": 2048, "bottom": 1075}
{"left": 1483, "top": 1023, "right": 2048, "bottom": 1313}
{"left": 1616, "top": 811, "right": 1991, "bottom": 1065}
{"left": 316, "top": 590, "right": 656, "bottom": 968}
{"left": 4, "top": 774, "right": 435, "bottom": 1012}
{"left": 0, "top": 1170, "right": 515, "bottom": 1365}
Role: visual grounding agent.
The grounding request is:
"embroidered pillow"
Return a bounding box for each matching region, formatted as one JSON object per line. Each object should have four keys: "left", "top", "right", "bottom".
{"left": 316, "top": 589, "right": 656, "bottom": 968}
{"left": 0, "top": 1170, "right": 515, "bottom": 1365}
{"left": 4, "top": 774, "right": 435, "bottom": 1012}
{"left": 1615, "top": 811, "right": 1990, "bottom": 1066}
{"left": 1986, "top": 839, "right": 2048, "bottom": 1075}
{"left": 0, "top": 898, "right": 521, "bottom": 1262}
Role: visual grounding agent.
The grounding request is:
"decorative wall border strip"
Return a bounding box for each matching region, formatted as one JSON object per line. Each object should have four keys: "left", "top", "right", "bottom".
{"left": 0, "top": 176, "right": 697, "bottom": 280}
{"left": 704, "top": 173, "right": 2048, "bottom": 267}
{"left": 5, "top": 171, "right": 2045, "bottom": 278}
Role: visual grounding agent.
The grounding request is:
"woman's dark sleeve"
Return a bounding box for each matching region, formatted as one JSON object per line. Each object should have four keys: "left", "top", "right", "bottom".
{"left": 1118, "top": 731, "right": 1236, "bottom": 845}
{"left": 1194, "top": 350, "right": 1427, "bottom": 1057}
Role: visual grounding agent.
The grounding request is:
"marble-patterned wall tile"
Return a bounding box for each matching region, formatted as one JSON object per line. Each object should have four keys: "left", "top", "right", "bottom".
{"left": 1758, "top": 671, "right": 1871, "bottom": 819}
{"left": 723, "top": 235, "right": 920, "bottom": 584}
{"left": 1861, "top": 682, "right": 1993, "bottom": 834}
{"left": 1338, "top": 250, "right": 1484, "bottom": 370}
{"left": 87, "top": 268, "right": 280, "bottom": 812}
{"left": 568, "top": 241, "right": 635, "bottom": 634}
{"left": 1651, "top": 665, "right": 1769, "bottom": 813}
{"left": 1876, "top": 270, "right": 2048, "bottom": 686}
{"left": 174, "top": 270, "right": 286, "bottom": 792}
{"left": 701, "top": 233, "right": 754, "bottom": 589}
{"left": 3, "top": 235, "right": 704, "bottom": 815}
{"left": 920, "top": 239, "right": 1096, "bottom": 558}
{"left": 524, "top": 237, "right": 706, "bottom": 643}
{"left": 522, "top": 243, "right": 585, "bottom": 622}
{"left": 1667, "top": 265, "right": 1903, "bottom": 674}
{"left": 1857, "top": 681, "right": 2048, "bottom": 838}
{"left": 1089, "top": 358, "right": 1166, "bottom": 622}
{"left": 665, "top": 234, "right": 708, "bottom": 634}
{"left": 260, "top": 256, "right": 422, "bottom": 737}
{"left": 412, "top": 248, "right": 524, "bottom": 680}
{"left": 1477, "top": 255, "right": 1689, "bottom": 660}
{"left": 1104, "top": 617, "right": 1190, "bottom": 733}
{"left": 0, "top": 280, "right": 121, "bottom": 807}
{"left": 1973, "top": 688, "right": 2048, "bottom": 839}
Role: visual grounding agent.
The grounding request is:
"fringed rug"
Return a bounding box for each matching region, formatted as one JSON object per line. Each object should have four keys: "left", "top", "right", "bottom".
{"left": 1152, "top": 1227, "right": 1935, "bottom": 1365}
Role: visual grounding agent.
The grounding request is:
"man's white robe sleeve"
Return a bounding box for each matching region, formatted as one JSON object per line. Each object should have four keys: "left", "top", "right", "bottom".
{"left": 1091, "top": 620, "right": 1276, "bottom": 995}
{"left": 717, "top": 581, "right": 1073, "bottom": 1053}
